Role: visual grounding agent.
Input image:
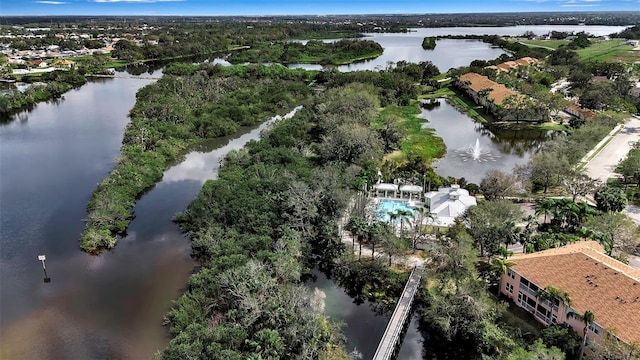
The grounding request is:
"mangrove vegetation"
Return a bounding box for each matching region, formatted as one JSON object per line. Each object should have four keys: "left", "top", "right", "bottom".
{"left": 80, "top": 64, "right": 314, "bottom": 252}
{"left": 227, "top": 39, "right": 384, "bottom": 65}
{"left": 159, "top": 83, "right": 411, "bottom": 359}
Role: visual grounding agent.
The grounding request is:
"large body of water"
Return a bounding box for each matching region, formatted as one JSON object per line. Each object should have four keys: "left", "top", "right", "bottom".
{"left": 0, "top": 24, "right": 626, "bottom": 359}
{"left": 289, "top": 33, "right": 507, "bottom": 72}
{"left": 289, "top": 24, "right": 628, "bottom": 72}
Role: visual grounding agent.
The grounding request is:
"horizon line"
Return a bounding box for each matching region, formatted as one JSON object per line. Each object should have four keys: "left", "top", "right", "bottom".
{"left": 2, "top": 10, "right": 640, "bottom": 17}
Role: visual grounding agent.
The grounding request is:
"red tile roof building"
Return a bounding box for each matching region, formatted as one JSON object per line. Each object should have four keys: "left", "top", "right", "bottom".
{"left": 458, "top": 72, "right": 518, "bottom": 106}
{"left": 501, "top": 241, "right": 640, "bottom": 346}
{"left": 486, "top": 57, "right": 541, "bottom": 73}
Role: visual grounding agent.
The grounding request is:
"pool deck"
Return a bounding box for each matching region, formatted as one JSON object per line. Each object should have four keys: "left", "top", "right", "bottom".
{"left": 339, "top": 197, "right": 427, "bottom": 267}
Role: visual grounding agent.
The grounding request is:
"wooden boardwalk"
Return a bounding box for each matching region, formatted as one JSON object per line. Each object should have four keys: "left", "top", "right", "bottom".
{"left": 373, "top": 264, "right": 424, "bottom": 360}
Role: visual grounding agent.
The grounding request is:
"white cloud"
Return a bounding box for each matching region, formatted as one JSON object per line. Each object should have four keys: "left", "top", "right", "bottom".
{"left": 92, "top": 0, "right": 185, "bottom": 3}
{"left": 555, "top": 0, "right": 601, "bottom": 5}
{"left": 35, "top": 1, "right": 68, "bottom": 4}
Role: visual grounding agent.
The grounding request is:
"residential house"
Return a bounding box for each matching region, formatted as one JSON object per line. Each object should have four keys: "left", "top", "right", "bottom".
{"left": 31, "top": 59, "right": 48, "bottom": 68}
{"left": 501, "top": 241, "right": 640, "bottom": 348}
{"left": 458, "top": 73, "right": 518, "bottom": 106}
{"left": 458, "top": 72, "right": 524, "bottom": 117}
{"left": 486, "top": 57, "right": 540, "bottom": 73}
{"left": 565, "top": 103, "right": 595, "bottom": 120}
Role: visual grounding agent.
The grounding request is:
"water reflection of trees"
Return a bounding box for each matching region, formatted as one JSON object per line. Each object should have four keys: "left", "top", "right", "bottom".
{"left": 482, "top": 125, "right": 549, "bottom": 157}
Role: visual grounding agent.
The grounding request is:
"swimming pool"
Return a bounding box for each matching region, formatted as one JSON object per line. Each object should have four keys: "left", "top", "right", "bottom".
{"left": 376, "top": 199, "right": 415, "bottom": 222}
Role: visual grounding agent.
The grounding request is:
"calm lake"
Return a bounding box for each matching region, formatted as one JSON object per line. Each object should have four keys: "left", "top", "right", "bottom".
{"left": 0, "top": 25, "right": 626, "bottom": 359}
{"left": 289, "top": 24, "right": 629, "bottom": 72}
{"left": 289, "top": 33, "right": 507, "bottom": 72}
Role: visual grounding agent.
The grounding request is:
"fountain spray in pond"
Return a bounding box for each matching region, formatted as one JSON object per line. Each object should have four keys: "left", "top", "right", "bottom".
{"left": 456, "top": 139, "right": 500, "bottom": 162}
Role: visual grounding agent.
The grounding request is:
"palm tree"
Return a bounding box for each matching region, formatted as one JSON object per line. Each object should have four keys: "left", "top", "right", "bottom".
{"left": 536, "top": 285, "right": 572, "bottom": 310}
{"left": 497, "top": 246, "right": 514, "bottom": 259}
{"left": 346, "top": 217, "right": 367, "bottom": 260}
{"left": 535, "top": 198, "right": 554, "bottom": 225}
{"left": 520, "top": 214, "right": 539, "bottom": 253}
{"left": 489, "top": 257, "right": 515, "bottom": 296}
{"left": 410, "top": 207, "right": 433, "bottom": 251}
{"left": 394, "top": 208, "right": 414, "bottom": 237}
{"left": 502, "top": 220, "right": 521, "bottom": 250}
{"left": 575, "top": 202, "right": 597, "bottom": 225}
{"left": 387, "top": 211, "right": 399, "bottom": 227}
{"left": 568, "top": 309, "right": 595, "bottom": 360}
{"left": 367, "top": 221, "right": 390, "bottom": 260}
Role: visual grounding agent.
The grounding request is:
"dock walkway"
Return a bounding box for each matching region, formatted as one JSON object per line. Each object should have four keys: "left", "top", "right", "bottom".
{"left": 373, "top": 264, "right": 424, "bottom": 360}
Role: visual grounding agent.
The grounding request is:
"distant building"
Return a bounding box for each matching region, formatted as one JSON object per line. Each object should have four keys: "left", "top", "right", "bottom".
{"left": 501, "top": 242, "right": 640, "bottom": 348}
{"left": 486, "top": 57, "right": 540, "bottom": 73}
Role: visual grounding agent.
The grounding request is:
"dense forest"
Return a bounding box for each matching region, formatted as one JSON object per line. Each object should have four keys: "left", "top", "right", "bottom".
{"left": 613, "top": 24, "right": 640, "bottom": 39}
{"left": 158, "top": 81, "right": 410, "bottom": 359}
{"left": 107, "top": 23, "right": 369, "bottom": 63}
{"left": 80, "top": 61, "right": 430, "bottom": 252}
{"left": 6, "top": 15, "right": 634, "bottom": 359}
{"left": 227, "top": 39, "right": 383, "bottom": 65}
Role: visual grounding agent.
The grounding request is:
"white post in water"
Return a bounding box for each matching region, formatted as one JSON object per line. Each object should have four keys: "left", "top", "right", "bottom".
{"left": 38, "top": 255, "right": 51, "bottom": 283}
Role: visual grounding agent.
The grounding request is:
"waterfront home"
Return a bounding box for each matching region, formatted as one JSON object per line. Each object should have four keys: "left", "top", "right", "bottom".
{"left": 458, "top": 72, "right": 523, "bottom": 115}
{"left": 500, "top": 242, "right": 640, "bottom": 349}
{"left": 458, "top": 73, "right": 517, "bottom": 106}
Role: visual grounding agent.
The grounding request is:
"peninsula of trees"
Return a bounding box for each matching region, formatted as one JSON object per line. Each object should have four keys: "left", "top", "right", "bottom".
{"left": 80, "top": 64, "right": 314, "bottom": 252}
{"left": 227, "top": 39, "right": 384, "bottom": 65}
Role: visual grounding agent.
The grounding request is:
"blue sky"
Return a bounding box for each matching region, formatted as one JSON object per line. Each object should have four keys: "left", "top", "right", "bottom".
{"left": 1, "top": 0, "right": 638, "bottom": 16}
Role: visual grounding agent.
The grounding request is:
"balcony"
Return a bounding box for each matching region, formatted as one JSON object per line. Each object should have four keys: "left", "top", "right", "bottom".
{"left": 519, "top": 283, "right": 537, "bottom": 298}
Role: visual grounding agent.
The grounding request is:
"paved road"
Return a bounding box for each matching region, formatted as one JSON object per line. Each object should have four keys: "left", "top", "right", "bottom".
{"left": 629, "top": 254, "right": 640, "bottom": 270}
{"left": 584, "top": 116, "right": 640, "bottom": 182}
{"left": 626, "top": 204, "right": 640, "bottom": 226}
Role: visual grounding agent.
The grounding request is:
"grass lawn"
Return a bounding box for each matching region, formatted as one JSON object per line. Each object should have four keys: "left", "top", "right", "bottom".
{"left": 281, "top": 49, "right": 382, "bottom": 65}
{"left": 513, "top": 38, "right": 570, "bottom": 50}
{"left": 287, "top": 31, "right": 362, "bottom": 40}
{"left": 449, "top": 93, "right": 490, "bottom": 124}
{"left": 378, "top": 101, "right": 446, "bottom": 163}
{"left": 419, "top": 86, "right": 455, "bottom": 100}
{"left": 537, "top": 122, "right": 567, "bottom": 131}
{"left": 577, "top": 39, "right": 639, "bottom": 63}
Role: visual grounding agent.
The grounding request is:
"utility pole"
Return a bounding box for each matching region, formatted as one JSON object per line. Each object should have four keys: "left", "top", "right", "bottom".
{"left": 38, "top": 255, "right": 51, "bottom": 283}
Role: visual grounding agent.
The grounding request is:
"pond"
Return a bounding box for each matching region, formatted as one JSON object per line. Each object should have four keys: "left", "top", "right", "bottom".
{"left": 420, "top": 100, "right": 548, "bottom": 184}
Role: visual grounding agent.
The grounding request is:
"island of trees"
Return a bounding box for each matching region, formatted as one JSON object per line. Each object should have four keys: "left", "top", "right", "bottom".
{"left": 421, "top": 36, "right": 436, "bottom": 50}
